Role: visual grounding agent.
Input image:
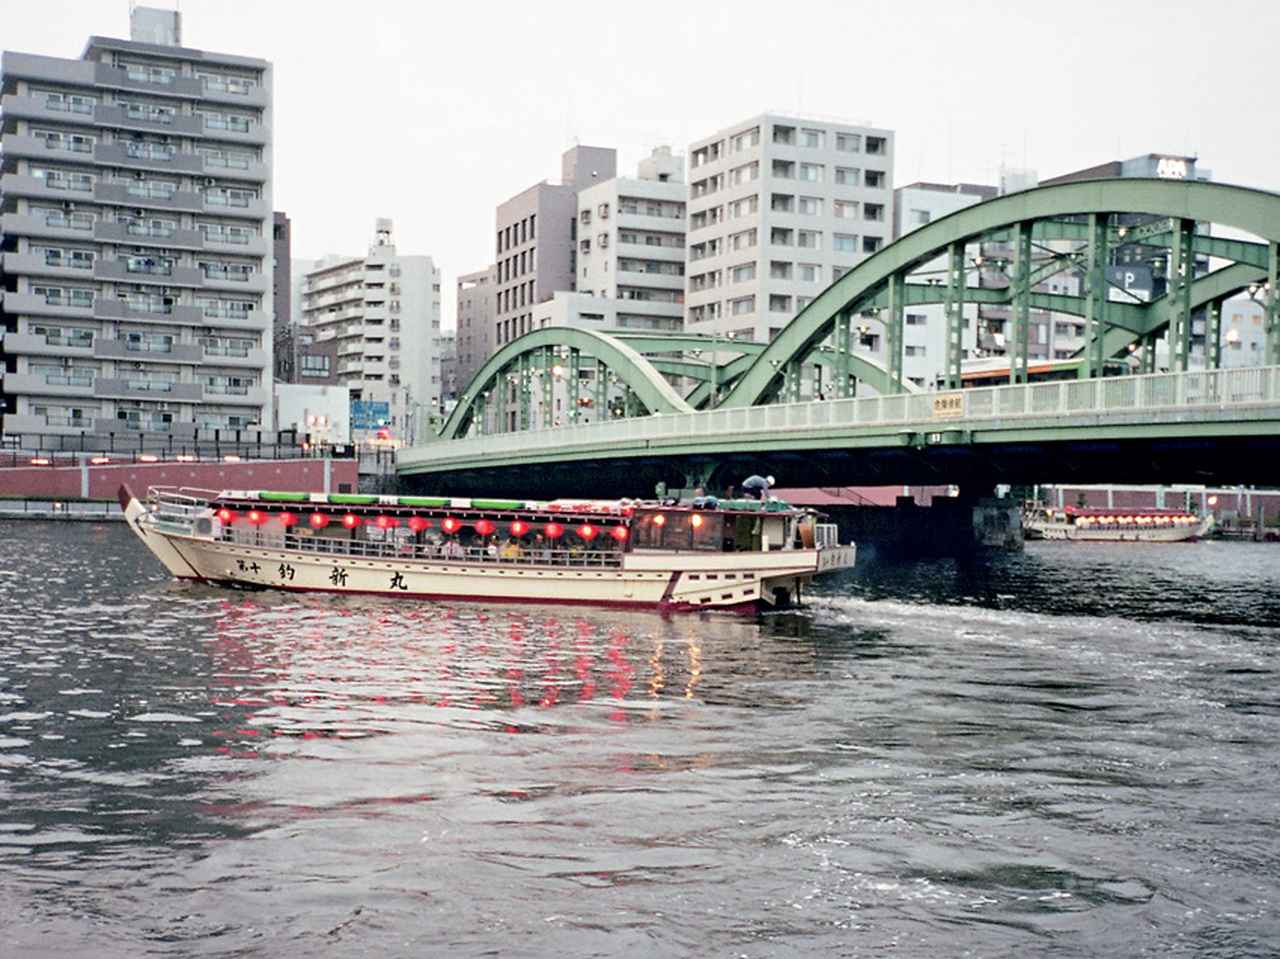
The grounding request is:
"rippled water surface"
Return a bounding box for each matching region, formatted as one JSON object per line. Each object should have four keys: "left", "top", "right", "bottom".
{"left": 2, "top": 522, "right": 1279, "bottom": 957}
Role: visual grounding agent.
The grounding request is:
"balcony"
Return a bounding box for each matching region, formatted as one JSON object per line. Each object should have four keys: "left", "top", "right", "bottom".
{"left": 199, "top": 78, "right": 268, "bottom": 109}
{"left": 92, "top": 62, "right": 204, "bottom": 99}
{"left": 0, "top": 51, "right": 94, "bottom": 87}
{"left": 203, "top": 384, "right": 267, "bottom": 406}
{"left": 93, "top": 219, "right": 208, "bottom": 251}
{"left": 2, "top": 251, "right": 94, "bottom": 280}
{"left": 0, "top": 211, "right": 95, "bottom": 243}
{"left": 196, "top": 307, "right": 264, "bottom": 331}
{"left": 201, "top": 230, "right": 269, "bottom": 256}
{"left": 201, "top": 344, "right": 267, "bottom": 368}
{"left": 0, "top": 172, "right": 94, "bottom": 203}
{"left": 201, "top": 268, "right": 269, "bottom": 293}
{"left": 93, "top": 103, "right": 204, "bottom": 137}
{"left": 1, "top": 329, "right": 94, "bottom": 357}
{"left": 201, "top": 153, "right": 268, "bottom": 184}
{"left": 95, "top": 377, "right": 203, "bottom": 402}
{"left": 94, "top": 337, "right": 204, "bottom": 364}
{"left": 92, "top": 298, "right": 203, "bottom": 326}
{"left": 94, "top": 181, "right": 204, "bottom": 213}
{"left": 0, "top": 133, "right": 95, "bottom": 167}
{"left": 201, "top": 192, "right": 267, "bottom": 219}
{"left": 1, "top": 370, "right": 96, "bottom": 397}
{"left": 1, "top": 290, "right": 94, "bottom": 319}
{"left": 93, "top": 258, "right": 206, "bottom": 288}
{"left": 93, "top": 141, "right": 205, "bottom": 176}
{"left": 200, "top": 116, "right": 268, "bottom": 146}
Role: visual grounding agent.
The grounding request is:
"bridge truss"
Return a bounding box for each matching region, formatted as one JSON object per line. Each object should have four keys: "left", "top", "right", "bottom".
{"left": 438, "top": 179, "right": 1280, "bottom": 442}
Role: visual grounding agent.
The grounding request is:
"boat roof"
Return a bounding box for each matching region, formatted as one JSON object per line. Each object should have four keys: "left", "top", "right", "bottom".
{"left": 208, "top": 490, "right": 799, "bottom": 516}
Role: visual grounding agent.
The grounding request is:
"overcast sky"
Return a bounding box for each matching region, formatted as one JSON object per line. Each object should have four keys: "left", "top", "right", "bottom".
{"left": 9, "top": 0, "right": 1279, "bottom": 327}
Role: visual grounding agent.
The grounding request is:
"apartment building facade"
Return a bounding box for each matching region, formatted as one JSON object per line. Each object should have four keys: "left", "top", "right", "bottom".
{"left": 493, "top": 145, "right": 616, "bottom": 349}
{"left": 454, "top": 264, "right": 495, "bottom": 391}
{"left": 299, "top": 219, "right": 440, "bottom": 441}
{"left": 0, "top": 7, "right": 275, "bottom": 441}
{"left": 685, "top": 113, "right": 895, "bottom": 345}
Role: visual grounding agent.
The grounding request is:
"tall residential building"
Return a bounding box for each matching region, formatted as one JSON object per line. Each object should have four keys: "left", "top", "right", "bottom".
{"left": 0, "top": 6, "right": 274, "bottom": 441}
{"left": 493, "top": 145, "right": 616, "bottom": 348}
{"left": 454, "top": 264, "right": 495, "bottom": 391}
{"left": 685, "top": 113, "right": 895, "bottom": 344}
{"left": 298, "top": 219, "right": 440, "bottom": 440}
{"left": 271, "top": 209, "right": 292, "bottom": 382}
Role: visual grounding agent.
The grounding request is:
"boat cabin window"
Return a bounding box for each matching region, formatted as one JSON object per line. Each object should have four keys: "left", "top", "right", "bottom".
{"left": 632, "top": 509, "right": 728, "bottom": 551}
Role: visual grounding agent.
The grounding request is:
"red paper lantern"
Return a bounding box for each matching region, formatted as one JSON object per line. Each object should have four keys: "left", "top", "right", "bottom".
{"left": 279, "top": 512, "right": 298, "bottom": 527}
{"left": 510, "top": 519, "right": 530, "bottom": 536}
{"left": 246, "top": 509, "right": 266, "bottom": 526}
{"left": 407, "top": 516, "right": 430, "bottom": 533}
{"left": 216, "top": 508, "right": 235, "bottom": 524}
{"left": 544, "top": 522, "right": 564, "bottom": 539}
{"left": 610, "top": 526, "right": 629, "bottom": 542}
{"left": 690, "top": 513, "right": 704, "bottom": 529}
{"left": 375, "top": 515, "right": 399, "bottom": 529}
{"left": 309, "top": 513, "right": 330, "bottom": 529}
{"left": 475, "top": 519, "right": 496, "bottom": 536}
{"left": 577, "top": 524, "right": 598, "bottom": 541}
{"left": 342, "top": 513, "right": 360, "bottom": 529}
{"left": 653, "top": 514, "right": 666, "bottom": 527}
{"left": 441, "top": 517, "right": 461, "bottom": 534}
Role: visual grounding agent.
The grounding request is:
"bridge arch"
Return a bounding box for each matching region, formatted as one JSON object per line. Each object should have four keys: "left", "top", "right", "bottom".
{"left": 439, "top": 327, "right": 694, "bottom": 440}
{"left": 720, "top": 178, "right": 1280, "bottom": 408}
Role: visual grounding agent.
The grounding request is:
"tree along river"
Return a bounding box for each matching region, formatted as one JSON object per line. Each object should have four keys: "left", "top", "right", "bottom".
{"left": 1, "top": 522, "right": 1278, "bottom": 957}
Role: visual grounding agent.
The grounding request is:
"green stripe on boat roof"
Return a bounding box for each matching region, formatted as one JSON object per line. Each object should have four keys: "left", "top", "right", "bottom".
{"left": 328, "top": 493, "right": 379, "bottom": 505}
{"left": 470, "top": 498, "right": 525, "bottom": 511}
{"left": 397, "top": 496, "right": 451, "bottom": 508}
{"left": 259, "top": 491, "right": 309, "bottom": 502}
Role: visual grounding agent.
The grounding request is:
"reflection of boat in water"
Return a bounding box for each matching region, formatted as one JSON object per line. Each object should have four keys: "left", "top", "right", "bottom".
{"left": 121, "top": 484, "right": 855, "bottom": 612}
{"left": 1023, "top": 504, "right": 1214, "bottom": 543}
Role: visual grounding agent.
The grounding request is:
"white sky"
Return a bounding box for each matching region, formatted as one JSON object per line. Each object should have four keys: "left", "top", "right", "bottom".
{"left": 8, "top": 0, "right": 1279, "bottom": 328}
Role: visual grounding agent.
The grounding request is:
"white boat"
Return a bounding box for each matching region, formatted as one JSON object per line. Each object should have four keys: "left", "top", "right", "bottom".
{"left": 119, "top": 485, "right": 856, "bottom": 612}
{"left": 1023, "top": 505, "right": 1214, "bottom": 543}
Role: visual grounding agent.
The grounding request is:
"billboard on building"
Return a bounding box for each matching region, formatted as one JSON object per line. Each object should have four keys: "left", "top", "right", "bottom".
{"left": 350, "top": 400, "right": 391, "bottom": 431}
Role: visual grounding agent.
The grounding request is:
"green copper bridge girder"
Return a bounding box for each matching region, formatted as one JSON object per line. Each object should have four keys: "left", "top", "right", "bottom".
{"left": 438, "top": 327, "right": 693, "bottom": 440}
{"left": 718, "top": 178, "right": 1280, "bottom": 409}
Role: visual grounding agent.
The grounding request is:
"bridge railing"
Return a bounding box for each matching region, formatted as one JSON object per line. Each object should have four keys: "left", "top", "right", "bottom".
{"left": 402, "top": 365, "right": 1279, "bottom": 464}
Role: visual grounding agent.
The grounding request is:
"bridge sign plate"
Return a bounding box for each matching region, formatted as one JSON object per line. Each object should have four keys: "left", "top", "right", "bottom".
{"left": 932, "top": 393, "right": 964, "bottom": 419}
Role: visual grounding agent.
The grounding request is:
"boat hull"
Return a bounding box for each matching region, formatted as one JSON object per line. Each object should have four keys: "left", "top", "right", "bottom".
{"left": 122, "top": 487, "right": 857, "bottom": 612}
{"left": 1025, "top": 516, "right": 1214, "bottom": 543}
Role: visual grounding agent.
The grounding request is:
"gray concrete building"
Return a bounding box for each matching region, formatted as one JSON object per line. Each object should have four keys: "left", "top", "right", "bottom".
{"left": 685, "top": 113, "right": 895, "bottom": 345}
{"left": 0, "top": 6, "right": 274, "bottom": 442}
{"left": 454, "top": 264, "right": 495, "bottom": 391}
{"left": 493, "top": 145, "right": 616, "bottom": 349}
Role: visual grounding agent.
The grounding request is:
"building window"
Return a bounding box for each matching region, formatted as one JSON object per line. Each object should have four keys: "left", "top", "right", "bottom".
{"left": 834, "top": 200, "right": 859, "bottom": 220}
{"left": 906, "top": 313, "right": 928, "bottom": 326}
{"left": 862, "top": 236, "right": 882, "bottom": 253}
{"left": 910, "top": 208, "right": 930, "bottom": 226}
{"left": 834, "top": 167, "right": 860, "bottom": 186}
{"left": 833, "top": 233, "right": 857, "bottom": 252}
{"left": 865, "top": 170, "right": 886, "bottom": 189}
{"left": 866, "top": 136, "right": 887, "bottom": 155}
{"left": 798, "top": 263, "right": 821, "bottom": 283}
{"left": 772, "top": 125, "right": 795, "bottom": 146}
{"left": 800, "top": 128, "right": 824, "bottom": 149}
{"left": 798, "top": 163, "right": 823, "bottom": 183}
{"left": 769, "top": 261, "right": 793, "bottom": 280}
{"left": 796, "top": 230, "right": 821, "bottom": 250}
{"left": 301, "top": 354, "right": 331, "bottom": 376}
{"left": 797, "top": 196, "right": 822, "bottom": 216}
{"left": 729, "top": 295, "right": 755, "bottom": 316}
{"left": 836, "top": 133, "right": 862, "bottom": 153}
{"left": 769, "top": 294, "right": 792, "bottom": 313}
{"left": 730, "top": 262, "right": 756, "bottom": 283}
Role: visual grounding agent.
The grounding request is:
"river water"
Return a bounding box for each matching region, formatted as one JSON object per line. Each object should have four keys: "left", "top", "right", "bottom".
{"left": 1, "top": 522, "right": 1278, "bottom": 957}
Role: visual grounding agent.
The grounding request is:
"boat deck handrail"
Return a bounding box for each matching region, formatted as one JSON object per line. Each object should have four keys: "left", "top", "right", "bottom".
{"left": 220, "top": 528, "right": 627, "bottom": 569}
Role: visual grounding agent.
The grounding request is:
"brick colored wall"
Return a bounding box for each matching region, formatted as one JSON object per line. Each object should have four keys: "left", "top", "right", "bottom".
{"left": 0, "top": 458, "right": 358, "bottom": 499}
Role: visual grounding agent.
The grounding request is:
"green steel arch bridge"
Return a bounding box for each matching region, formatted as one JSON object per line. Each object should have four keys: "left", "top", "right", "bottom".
{"left": 403, "top": 178, "right": 1280, "bottom": 497}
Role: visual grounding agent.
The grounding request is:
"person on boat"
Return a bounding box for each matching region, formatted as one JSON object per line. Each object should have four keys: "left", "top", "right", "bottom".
{"left": 500, "top": 538, "right": 520, "bottom": 560}
{"left": 486, "top": 538, "right": 499, "bottom": 559}
{"left": 444, "top": 539, "right": 464, "bottom": 560}
{"left": 742, "top": 475, "right": 775, "bottom": 500}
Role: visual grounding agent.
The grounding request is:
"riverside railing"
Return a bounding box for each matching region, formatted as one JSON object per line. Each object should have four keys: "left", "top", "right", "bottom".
{"left": 404, "top": 365, "right": 1280, "bottom": 464}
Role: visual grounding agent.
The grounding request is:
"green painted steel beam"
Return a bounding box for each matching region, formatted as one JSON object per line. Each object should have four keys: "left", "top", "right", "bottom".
{"left": 944, "top": 242, "right": 965, "bottom": 390}
{"left": 1269, "top": 243, "right": 1280, "bottom": 367}
{"left": 439, "top": 326, "right": 693, "bottom": 440}
{"left": 720, "top": 178, "right": 1280, "bottom": 409}
{"left": 1010, "top": 221, "right": 1033, "bottom": 385}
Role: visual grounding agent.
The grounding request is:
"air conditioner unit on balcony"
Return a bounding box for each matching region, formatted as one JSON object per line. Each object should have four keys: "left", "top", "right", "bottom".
{"left": 203, "top": 177, "right": 215, "bottom": 187}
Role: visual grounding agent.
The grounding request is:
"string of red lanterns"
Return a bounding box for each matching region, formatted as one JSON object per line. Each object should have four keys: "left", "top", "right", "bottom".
{"left": 211, "top": 507, "right": 630, "bottom": 542}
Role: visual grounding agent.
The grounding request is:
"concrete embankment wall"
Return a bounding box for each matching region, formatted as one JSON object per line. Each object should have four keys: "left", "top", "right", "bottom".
{"left": 0, "top": 458, "right": 359, "bottom": 501}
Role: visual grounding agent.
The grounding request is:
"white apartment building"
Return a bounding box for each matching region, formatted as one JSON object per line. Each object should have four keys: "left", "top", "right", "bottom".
{"left": 572, "top": 146, "right": 686, "bottom": 333}
{"left": 0, "top": 6, "right": 275, "bottom": 441}
{"left": 685, "top": 113, "right": 895, "bottom": 345}
{"left": 299, "top": 219, "right": 440, "bottom": 441}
